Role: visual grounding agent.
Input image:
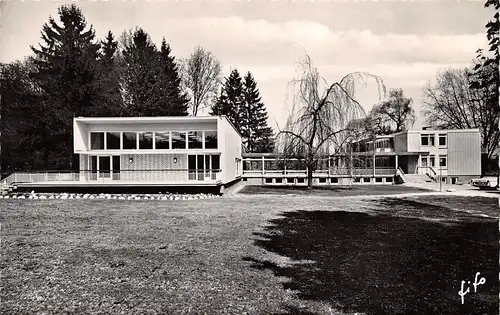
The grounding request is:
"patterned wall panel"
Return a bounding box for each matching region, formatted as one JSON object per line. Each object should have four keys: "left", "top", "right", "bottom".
{"left": 79, "top": 154, "right": 88, "bottom": 170}
{"left": 120, "top": 153, "right": 187, "bottom": 181}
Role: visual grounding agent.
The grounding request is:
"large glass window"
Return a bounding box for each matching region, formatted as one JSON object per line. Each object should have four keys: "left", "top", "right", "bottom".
{"left": 439, "top": 155, "right": 447, "bottom": 167}
{"left": 421, "top": 135, "right": 428, "bottom": 146}
{"left": 438, "top": 134, "right": 447, "bottom": 146}
{"left": 155, "top": 132, "right": 170, "bottom": 149}
{"left": 138, "top": 132, "right": 153, "bottom": 149}
{"left": 188, "top": 131, "right": 203, "bottom": 149}
{"left": 429, "top": 156, "right": 435, "bottom": 167}
{"left": 204, "top": 131, "right": 218, "bottom": 149}
{"left": 90, "top": 132, "right": 104, "bottom": 150}
{"left": 106, "top": 132, "right": 121, "bottom": 150}
{"left": 421, "top": 156, "right": 428, "bottom": 167}
{"left": 211, "top": 155, "right": 220, "bottom": 170}
{"left": 123, "top": 132, "right": 137, "bottom": 150}
{"left": 171, "top": 131, "right": 186, "bottom": 149}
{"left": 421, "top": 134, "right": 435, "bottom": 146}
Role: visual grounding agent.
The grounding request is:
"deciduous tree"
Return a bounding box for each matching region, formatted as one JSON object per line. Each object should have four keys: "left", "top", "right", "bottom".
{"left": 422, "top": 66, "right": 499, "bottom": 161}
{"left": 368, "top": 88, "right": 416, "bottom": 135}
{"left": 275, "top": 55, "right": 387, "bottom": 188}
{"left": 180, "top": 46, "right": 222, "bottom": 116}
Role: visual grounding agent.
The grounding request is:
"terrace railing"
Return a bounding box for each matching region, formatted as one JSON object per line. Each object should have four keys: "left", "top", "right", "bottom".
{"left": 1, "top": 169, "right": 223, "bottom": 185}
{"left": 242, "top": 167, "right": 396, "bottom": 177}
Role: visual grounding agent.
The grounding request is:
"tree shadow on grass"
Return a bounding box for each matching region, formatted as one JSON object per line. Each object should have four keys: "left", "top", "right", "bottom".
{"left": 244, "top": 198, "right": 499, "bottom": 315}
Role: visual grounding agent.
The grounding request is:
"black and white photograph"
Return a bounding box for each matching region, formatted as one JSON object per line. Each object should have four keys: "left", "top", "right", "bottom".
{"left": 0, "top": 0, "right": 499, "bottom": 314}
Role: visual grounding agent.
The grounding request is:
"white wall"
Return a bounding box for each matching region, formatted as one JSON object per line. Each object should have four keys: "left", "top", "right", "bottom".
{"left": 220, "top": 117, "right": 242, "bottom": 184}
{"left": 447, "top": 130, "right": 481, "bottom": 176}
{"left": 73, "top": 120, "right": 89, "bottom": 152}
{"left": 393, "top": 133, "right": 408, "bottom": 152}
{"left": 84, "top": 121, "right": 217, "bottom": 133}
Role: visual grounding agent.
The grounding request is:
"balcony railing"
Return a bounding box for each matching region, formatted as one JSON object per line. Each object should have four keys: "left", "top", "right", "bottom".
{"left": 1, "top": 169, "right": 222, "bottom": 186}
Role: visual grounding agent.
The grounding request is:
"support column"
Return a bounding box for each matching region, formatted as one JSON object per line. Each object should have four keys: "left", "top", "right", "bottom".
{"left": 372, "top": 154, "right": 376, "bottom": 177}
{"left": 395, "top": 154, "right": 399, "bottom": 170}
{"left": 261, "top": 156, "right": 265, "bottom": 175}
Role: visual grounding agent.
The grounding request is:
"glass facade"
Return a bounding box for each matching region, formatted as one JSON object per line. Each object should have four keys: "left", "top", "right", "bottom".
{"left": 90, "top": 132, "right": 104, "bottom": 150}
{"left": 188, "top": 131, "right": 203, "bottom": 149}
{"left": 89, "top": 131, "right": 218, "bottom": 151}
{"left": 204, "top": 131, "right": 218, "bottom": 149}
{"left": 106, "top": 132, "right": 120, "bottom": 150}
{"left": 171, "top": 132, "right": 187, "bottom": 149}
{"left": 155, "top": 132, "right": 170, "bottom": 149}
{"left": 139, "top": 132, "right": 153, "bottom": 149}
{"left": 123, "top": 132, "right": 137, "bottom": 150}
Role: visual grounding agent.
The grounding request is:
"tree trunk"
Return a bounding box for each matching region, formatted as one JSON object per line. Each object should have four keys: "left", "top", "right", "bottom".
{"left": 307, "top": 166, "right": 313, "bottom": 189}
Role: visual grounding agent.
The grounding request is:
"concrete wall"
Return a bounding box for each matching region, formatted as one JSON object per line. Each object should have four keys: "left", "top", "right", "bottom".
{"left": 393, "top": 133, "right": 408, "bottom": 152}
{"left": 407, "top": 131, "right": 422, "bottom": 152}
{"left": 220, "top": 117, "right": 242, "bottom": 184}
{"left": 447, "top": 130, "right": 481, "bottom": 176}
{"left": 74, "top": 121, "right": 89, "bottom": 152}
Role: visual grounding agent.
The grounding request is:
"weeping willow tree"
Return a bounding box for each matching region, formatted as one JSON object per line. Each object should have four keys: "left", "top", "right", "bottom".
{"left": 275, "top": 54, "right": 387, "bottom": 188}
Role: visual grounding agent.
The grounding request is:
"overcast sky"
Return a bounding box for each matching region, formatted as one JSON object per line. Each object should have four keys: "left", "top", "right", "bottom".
{"left": 0, "top": 0, "right": 492, "bottom": 129}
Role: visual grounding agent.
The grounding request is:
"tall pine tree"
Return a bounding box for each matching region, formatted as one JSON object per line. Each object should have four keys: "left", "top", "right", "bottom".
{"left": 242, "top": 72, "right": 274, "bottom": 153}
{"left": 0, "top": 59, "right": 46, "bottom": 171}
{"left": 30, "top": 4, "right": 104, "bottom": 170}
{"left": 159, "top": 39, "right": 189, "bottom": 116}
{"left": 120, "top": 30, "right": 188, "bottom": 116}
{"left": 120, "top": 28, "right": 163, "bottom": 116}
{"left": 211, "top": 69, "right": 244, "bottom": 133}
{"left": 97, "top": 31, "right": 125, "bottom": 116}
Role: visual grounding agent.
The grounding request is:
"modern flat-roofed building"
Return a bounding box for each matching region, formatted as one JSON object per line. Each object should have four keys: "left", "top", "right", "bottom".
{"left": 350, "top": 128, "right": 482, "bottom": 184}
{"left": 242, "top": 128, "right": 482, "bottom": 186}
{"left": 73, "top": 116, "right": 243, "bottom": 188}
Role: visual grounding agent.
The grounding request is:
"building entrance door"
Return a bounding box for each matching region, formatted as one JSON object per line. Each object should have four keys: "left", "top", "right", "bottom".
{"left": 89, "top": 155, "right": 120, "bottom": 181}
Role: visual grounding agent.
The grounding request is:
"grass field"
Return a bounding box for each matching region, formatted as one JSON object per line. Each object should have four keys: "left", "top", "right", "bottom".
{"left": 0, "top": 193, "right": 498, "bottom": 314}
{"left": 238, "top": 185, "right": 434, "bottom": 196}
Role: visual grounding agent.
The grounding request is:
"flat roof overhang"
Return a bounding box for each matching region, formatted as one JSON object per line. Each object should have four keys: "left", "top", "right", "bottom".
{"left": 351, "top": 151, "right": 430, "bottom": 156}
{"left": 242, "top": 151, "right": 430, "bottom": 158}
{"left": 74, "top": 116, "right": 219, "bottom": 125}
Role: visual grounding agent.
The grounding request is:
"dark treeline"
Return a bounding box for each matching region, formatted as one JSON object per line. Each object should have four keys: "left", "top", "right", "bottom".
{"left": 0, "top": 4, "right": 275, "bottom": 172}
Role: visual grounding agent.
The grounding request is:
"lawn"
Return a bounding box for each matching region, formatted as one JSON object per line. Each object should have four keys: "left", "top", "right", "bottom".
{"left": 238, "top": 184, "right": 435, "bottom": 196}
{"left": 0, "top": 194, "right": 498, "bottom": 314}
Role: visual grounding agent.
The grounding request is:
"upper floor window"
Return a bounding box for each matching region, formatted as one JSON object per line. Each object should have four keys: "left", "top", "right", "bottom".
{"left": 439, "top": 155, "right": 447, "bottom": 167}
{"left": 155, "top": 132, "right": 170, "bottom": 149}
{"left": 138, "top": 132, "right": 153, "bottom": 149}
{"left": 205, "top": 131, "right": 218, "bottom": 149}
{"left": 188, "top": 131, "right": 203, "bottom": 149}
{"left": 90, "top": 132, "right": 104, "bottom": 150}
{"left": 421, "top": 134, "right": 435, "bottom": 146}
{"left": 123, "top": 132, "right": 137, "bottom": 150}
{"left": 90, "top": 130, "right": 217, "bottom": 151}
{"left": 171, "top": 131, "right": 187, "bottom": 149}
{"left": 438, "top": 134, "right": 447, "bottom": 146}
{"left": 106, "top": 132, "right": 120, "bottom": 150}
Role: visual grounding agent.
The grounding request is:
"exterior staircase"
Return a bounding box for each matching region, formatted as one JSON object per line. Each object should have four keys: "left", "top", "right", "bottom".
{"left": 1, "top": 173, "right": 17, "bottom": 195}
{"left": 404, "top": 174, "right": 435, "bottom": 184}
{"left": 0, "top": 183, "right": 15, "bottom": 195}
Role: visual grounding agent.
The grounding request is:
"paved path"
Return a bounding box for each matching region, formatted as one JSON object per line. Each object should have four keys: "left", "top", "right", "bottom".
{"left": 231, "top": 183, "right": 500, "bottom": 200}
